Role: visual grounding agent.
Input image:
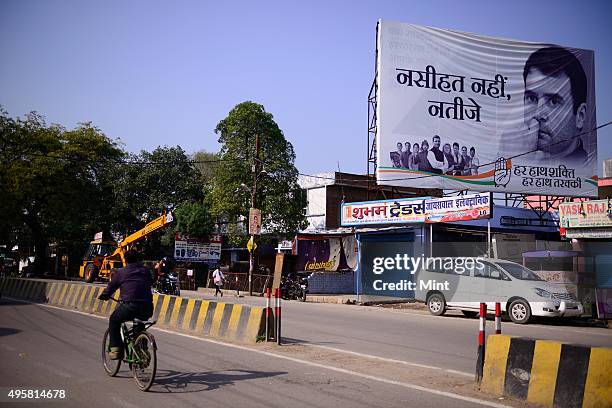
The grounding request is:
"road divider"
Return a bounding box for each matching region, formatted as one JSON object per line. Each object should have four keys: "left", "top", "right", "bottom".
{"left": 480, "top": 334, "right": 612, "bottom": 408}
{"left": 1, "top": 278, "right": 267, "bottom": 343}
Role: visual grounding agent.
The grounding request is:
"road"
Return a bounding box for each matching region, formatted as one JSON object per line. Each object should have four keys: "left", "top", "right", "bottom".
{"left": 184, "top": 289, "right": 612, "bottom": 375}
{"left": 1, "top": 298, "right": 511, "bottom": 408}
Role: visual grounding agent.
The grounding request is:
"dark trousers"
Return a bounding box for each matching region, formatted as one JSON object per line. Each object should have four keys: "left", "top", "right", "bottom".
{"left": 214, "top": 284, "right": 223, "bottom": 296}
{"left": 109, "top": 302, "right": 153, "bottom": 349}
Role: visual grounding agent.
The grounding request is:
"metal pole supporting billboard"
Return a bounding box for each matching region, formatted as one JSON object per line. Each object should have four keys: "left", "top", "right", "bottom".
{"left": 429, "top": 223, "right": 433, "bottom": 257}
{"left": 487, "top": 220, "right": 491, "bottom": 257}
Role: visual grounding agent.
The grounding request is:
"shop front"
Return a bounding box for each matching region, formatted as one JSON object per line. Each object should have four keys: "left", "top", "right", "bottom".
{"left": 559, "top": 199, "right": 612, "bottom": 319}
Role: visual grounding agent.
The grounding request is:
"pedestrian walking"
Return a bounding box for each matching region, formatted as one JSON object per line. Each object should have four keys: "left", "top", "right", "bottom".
{"left": 212, "top": 267, "right": 224, "bottom": 297}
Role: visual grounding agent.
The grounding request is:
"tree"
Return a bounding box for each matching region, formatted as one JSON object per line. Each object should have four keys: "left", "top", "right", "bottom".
{"left": 0, "top": 110, "right": 126, "bottom": 272}
{"left": 210, "top": 101, "right": 307, "bottom": 241}
{"left": 192, "top": 150, "right": 220, "bottom": 186}
{"left": 111, "top": 146, "right": 205, "bottom": 234}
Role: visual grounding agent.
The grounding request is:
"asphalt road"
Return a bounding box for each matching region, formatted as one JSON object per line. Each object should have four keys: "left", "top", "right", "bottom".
{"left": 185, "top": 290, "right": 612, "bottom": 375}
{"left": 0, "top": 298, "right": 510, "bottom": 408}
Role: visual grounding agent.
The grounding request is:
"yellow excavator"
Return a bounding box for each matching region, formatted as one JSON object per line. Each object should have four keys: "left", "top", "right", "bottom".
{"left": 79, "top": 211, "right": 174, "bottom": 282}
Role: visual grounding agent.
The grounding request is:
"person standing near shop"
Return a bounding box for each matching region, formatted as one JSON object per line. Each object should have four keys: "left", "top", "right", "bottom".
{"left": 212, "top": 266, "right": 225, "bottom": 297}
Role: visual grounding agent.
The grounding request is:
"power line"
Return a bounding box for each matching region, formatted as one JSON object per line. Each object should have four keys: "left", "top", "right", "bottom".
{"left": 5, "top": 120, "right": 611, "bottom": 182}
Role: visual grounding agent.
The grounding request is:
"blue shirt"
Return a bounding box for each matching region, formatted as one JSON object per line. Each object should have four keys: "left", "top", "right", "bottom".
{"left": 102, "top": 262, "right": 153, "bottom": 302}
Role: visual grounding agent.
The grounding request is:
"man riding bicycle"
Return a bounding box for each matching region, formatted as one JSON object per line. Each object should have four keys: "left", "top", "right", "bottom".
{"left": 98, "top": 250, "right": 154, "bottom": 360}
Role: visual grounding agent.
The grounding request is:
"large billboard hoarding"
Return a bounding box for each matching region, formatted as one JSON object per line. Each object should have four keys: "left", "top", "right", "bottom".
{"left": 375, "top": 21, "right": 597, "bottom": 197}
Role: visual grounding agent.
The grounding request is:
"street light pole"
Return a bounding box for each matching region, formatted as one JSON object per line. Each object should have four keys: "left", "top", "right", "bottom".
{"left": 248, "top": 134, "right": 260, "bottom": 296}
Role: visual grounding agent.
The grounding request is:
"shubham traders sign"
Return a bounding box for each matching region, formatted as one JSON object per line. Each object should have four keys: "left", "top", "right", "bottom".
{"left": 341, "top": 193, "right": 491, "bottom": 226}
{"left": 375, "top": 21, "right": 597, "bottom": 197}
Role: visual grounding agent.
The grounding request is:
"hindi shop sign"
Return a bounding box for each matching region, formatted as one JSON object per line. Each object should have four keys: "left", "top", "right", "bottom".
{"left": 375, "top": 21, "right": 597, "bottom": 197}
{"left": 342, "top": 197, "right": 426, "bottom": 226}
{"left": 174, "top": 233, "right": 222, "bottom": 263}
{"left": 341, "top": 193, "right": 492, "bottom": 227}
{"left": 424, "top": 193, "right": 491, "bottom": 223}
{"left": 559, "top": 200, "right": 612, "bottom": 229}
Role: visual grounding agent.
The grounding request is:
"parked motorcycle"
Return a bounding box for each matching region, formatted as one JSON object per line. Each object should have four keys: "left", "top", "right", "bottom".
{"left": 156, "top": 271, "right": 181, "bottom": 296}
{"left": 280, "top": 274, "right": 308, "bottom": 302}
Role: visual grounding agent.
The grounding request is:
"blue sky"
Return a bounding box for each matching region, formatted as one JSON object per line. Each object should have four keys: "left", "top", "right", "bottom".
{"left": 1, "top": 0, "right": 610, "bottom": 176}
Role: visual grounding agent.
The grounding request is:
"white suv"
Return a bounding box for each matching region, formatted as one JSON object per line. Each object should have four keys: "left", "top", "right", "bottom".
{"left": 414, "top": 258, "right": 583, "bottom": 324}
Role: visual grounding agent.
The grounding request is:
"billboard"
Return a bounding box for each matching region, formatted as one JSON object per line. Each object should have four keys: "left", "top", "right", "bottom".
{"left": 376, "top": 21, "right": 597, "bottom": 196}
{"left": 341, "top": 193, "right": 491, "bottom": 226}
{"left": 174, "top": 233, "right": 222, "bottom": 263}
{"left": 296, "top": 235, "right": 357, "bottom": 271}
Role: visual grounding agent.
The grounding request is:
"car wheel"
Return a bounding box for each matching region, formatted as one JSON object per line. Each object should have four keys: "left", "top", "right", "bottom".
{"left": 427, "top": 293, "right": 446, "bottom": 316}
{"left": 509, "top": 299, "right": 531, "bottom": 324}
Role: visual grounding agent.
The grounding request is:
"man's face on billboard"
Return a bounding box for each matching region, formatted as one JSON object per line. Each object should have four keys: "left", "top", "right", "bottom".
{"left": 524, "top": 68, "right": 583, "bottom": 155}
{"left": 433, "top": 136, "right": 440, "bottom": 148}
{"left": 396, "top": 142, "right": 403, "bottom": 152}
{"left": 453, "top": 145, "right": 459, "bottom": 155}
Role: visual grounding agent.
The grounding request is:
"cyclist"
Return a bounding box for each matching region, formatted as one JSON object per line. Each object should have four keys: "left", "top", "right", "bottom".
{"left": 98, "top": 250, "right": 154, "bottom": 360}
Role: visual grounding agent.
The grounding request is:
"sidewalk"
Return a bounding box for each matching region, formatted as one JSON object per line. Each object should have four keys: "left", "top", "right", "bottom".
{"left": 192, "top": 287, "right": 359, "bottom": 304}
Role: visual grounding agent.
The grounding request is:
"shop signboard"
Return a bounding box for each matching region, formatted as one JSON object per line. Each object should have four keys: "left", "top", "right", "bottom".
{"left": 424, "top": 193, "right": 492, "bottom": 223}
{"left": 341, "top": 193, "right": 492, "bottom": 227}
{"left": 558, "top": 200, "right": 612, "bottom": 229}
{"left": 174, "top": 233, "right": 222, "bottom": 263}
{"left": 375, "top": 21, "right": 597, "bottom": 196}
{"left": 342, "top": 197, "right": 426, "bottom": 226}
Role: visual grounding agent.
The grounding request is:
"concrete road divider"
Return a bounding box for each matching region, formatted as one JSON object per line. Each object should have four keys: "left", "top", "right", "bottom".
{"left": 480, "top": 334, "right": 612, "bottom": 408}
{"left": 1, "top": 278, "right": 267, "bottom": 343}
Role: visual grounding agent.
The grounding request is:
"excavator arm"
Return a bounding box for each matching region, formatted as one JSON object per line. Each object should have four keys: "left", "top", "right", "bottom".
{"left": 104, "top": 210, "right": 174, "bottom": 271}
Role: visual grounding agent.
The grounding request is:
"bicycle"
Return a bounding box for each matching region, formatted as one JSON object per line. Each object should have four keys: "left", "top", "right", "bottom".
{"left": 101, "top": 298, "right": 158, "bottom": 391}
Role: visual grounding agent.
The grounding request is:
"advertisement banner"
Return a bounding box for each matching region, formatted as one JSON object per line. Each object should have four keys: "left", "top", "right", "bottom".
{"left": 559, "top": 200, "right": 612, "bottom": 228}
{"left": 174, "top": 233, "right": 222, "bottom": 263}
{"left": 341, "top": 193, "right": 491, "bottom": 226}
{"left": 249, "top": 208, "right": 262, "bottom": 235}
{"left": 424, "top": 193, "right": 491, "bottom": 223}
{"left": 375, "top": 21, "right": 597, "bottom": 196}
{"left": 296, "top": 237, "right": 355, "bottom": 272}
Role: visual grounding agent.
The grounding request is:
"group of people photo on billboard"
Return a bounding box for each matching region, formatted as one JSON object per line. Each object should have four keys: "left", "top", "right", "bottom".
{"left": 390, "top": 135, "right": 480, "bottom": 176}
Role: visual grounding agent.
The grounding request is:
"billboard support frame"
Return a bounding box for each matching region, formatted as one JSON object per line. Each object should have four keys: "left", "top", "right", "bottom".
{"left": 367, "top": 21, "right": 379, "bottom": 201}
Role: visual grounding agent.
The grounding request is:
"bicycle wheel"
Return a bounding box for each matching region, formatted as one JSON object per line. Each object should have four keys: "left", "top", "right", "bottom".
{"left": 102, "top": 328, "right": 121, "bottom": 376}
{"left": 131, "top": 332, "right": 157, "bottom": 391}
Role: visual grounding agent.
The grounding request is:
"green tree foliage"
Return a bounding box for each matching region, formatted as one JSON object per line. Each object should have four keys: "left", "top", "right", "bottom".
{"left": 211, "top": 101, "right": 307, "bottom": 239}
{"left": 1, "top": 109, "right": 217, "bottom": 272}
{"left": 111, "top": 146, "right": 205, "bottom": 233}
{"left": 192, "top": 150, "right": 220, "bottom": 186}
{"left": 0, "top": 110, "right": 125, "bottom": 271}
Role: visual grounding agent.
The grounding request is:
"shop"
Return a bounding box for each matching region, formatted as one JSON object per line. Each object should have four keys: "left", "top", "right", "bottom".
{"left": 559, "top": 199, "right": 612, "bottom": 319}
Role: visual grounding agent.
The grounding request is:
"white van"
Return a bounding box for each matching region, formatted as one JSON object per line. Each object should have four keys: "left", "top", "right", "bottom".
{"left": 414, "top": 258, "right": 583, "bottom": 324}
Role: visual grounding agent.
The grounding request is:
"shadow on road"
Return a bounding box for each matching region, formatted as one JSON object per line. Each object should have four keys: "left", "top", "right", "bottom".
{"left": 149, "top": 369, "right": 287, "bottom": 393}
{"left": 281, "top": 337, "right": 341, "bottom": 346}
{"left": 0, "top": 327, "right": 21, "bottom": 336}
{"left": 442, "top": 310, "right": 608, "bottom": 329}
{"left": 0, "top": 298, "right": 34, "bottom": 307}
